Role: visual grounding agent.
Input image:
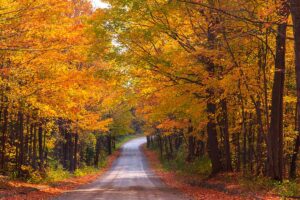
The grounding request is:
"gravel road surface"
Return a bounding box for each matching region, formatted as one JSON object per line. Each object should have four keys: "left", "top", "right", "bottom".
{"left": 55, "top": 137, "right": 188, "bottom": 200}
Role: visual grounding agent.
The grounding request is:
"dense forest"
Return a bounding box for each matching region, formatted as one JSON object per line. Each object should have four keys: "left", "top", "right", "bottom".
{"left": 95, "top": 0, "right": 300, "bottom": 182}
{"left": 0, "top": 0, "right": 300, "bottom": 190}
{"left": 0, "top": 0, "right": 141, "bottom": 180}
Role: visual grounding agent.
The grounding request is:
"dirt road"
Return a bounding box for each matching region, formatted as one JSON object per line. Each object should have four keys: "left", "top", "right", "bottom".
{"left": 55, "top": 137, "right": 188, "bottom": 200}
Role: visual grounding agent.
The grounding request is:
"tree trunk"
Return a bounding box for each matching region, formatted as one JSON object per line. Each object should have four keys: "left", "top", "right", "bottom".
{"left": 268, "top": 5, "right": 288, "bottom": 179}
{"left": 24, "top": 116, "right": 30, "bottom": 165}
{"left": 94, "top": 136, "right": 101, "bottom": 167}
{"left": 254, "top": 101, "right": 265, "bottom": 175}
{"left": 112, "top": 136, "right": 116, "bottom": 150}
{"left": 205, "top": 0, "right": 222, "bottom": 176}
{"left": 107, "top": 134, "right": 112, "bottom": 155}
{"left": 290, "top": 134, "right": 300, "bottom": 178}
{"left": 220, "top": 99, "right": 232, "bottom": 171}
{"left": 32, "top": 125, "right": 37, "bottom": 170}
{"left": 146, "top": 136, "right": 150, "bottom": 148}
{"left": 175, "top": 131, "right": 183, "bottom": 150}
{"left": 18, "top": 111, "right": 24, "bottom": 176}
{"left": 290, "top": 0, "right": 300, "bottom": 179}
{"left": 63, "top": 129, "right": 68, "bottom": 169}
{"left": 68, "top": 132, "right": 74, "bottom": 172}
{"left": 248, "top": 120, "right": 254, "bottom": 172}
{"left": 207, "top": 102, "right": 222, "bottom": 174}
{"left": 164, "top": 137, "right": 169, "bottom": 159}
{"left": 38, "top": 125, "right": 44, "bottom": 170}
{"left": 158, "top": 135, "right": 163, "bottom": 158}
{"left": 168, "top": 136, "right": 173, "bottom": 156}
{"left": 242, "top": 113, "right": 247, "bottom": 172}
{"left": 235, "top": 132, "right": 241, "bottom": 172}
{"left": 187, "top": 123, "right": 195, "bottom": 161}
{"left": 1, "top": 107, "right": 7, "bottom": 170}
{"left": 74, "top": 132, "right": 78, "bottom": 171}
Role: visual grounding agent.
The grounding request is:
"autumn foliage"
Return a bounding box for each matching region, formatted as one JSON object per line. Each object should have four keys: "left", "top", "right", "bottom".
{"left": 0, "top": 0, "right": 300, "bottom": 193}
{"left": 0, "top": 0, "right": 139, "bottom": 179}
{"left": 92, "top": 0, "right": 300, "bottom": 183}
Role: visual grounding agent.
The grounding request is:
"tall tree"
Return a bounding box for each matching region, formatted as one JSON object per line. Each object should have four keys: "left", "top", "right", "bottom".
{"left": 268, "top": 0, "right": 289, "bottom": 181}
{"left": 289, "top": 0, "right": 300, "bottom": 179}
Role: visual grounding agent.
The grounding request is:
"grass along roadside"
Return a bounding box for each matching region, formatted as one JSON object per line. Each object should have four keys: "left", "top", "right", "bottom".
{"left": 142, "top": 145, "right": 289, "bottom": 200}
{"left": 115, "top": 134, "right": 143, "bottom": 149}
{"left": 0, "top": 134, "right": 141, "bottom": 200}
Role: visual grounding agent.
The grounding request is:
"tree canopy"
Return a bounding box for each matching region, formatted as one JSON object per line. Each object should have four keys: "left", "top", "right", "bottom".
{"left": 0, "top": 0, "right": 299, "bottom": 184}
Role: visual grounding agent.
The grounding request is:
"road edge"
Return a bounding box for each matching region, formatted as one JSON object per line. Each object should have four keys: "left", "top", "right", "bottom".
{"left": 2, "top": 135, "right": 144, "bottom": 200}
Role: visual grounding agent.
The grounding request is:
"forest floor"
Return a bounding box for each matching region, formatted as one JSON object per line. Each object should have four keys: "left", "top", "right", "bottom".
{"left": 142, "top": 146, "right": 285, "bottom": 200}
{"left": 0, "top": 135, "right": 140, "bottom": 200}
{"left": 0, "top": 151, "right": 120, "bottom": 200}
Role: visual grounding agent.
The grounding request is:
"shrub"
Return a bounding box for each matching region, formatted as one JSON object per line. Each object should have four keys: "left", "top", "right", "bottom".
{"left": 160, "top": 147, "right": 211, "bottom": 177}
{"left": 74, "top": 166, "right": 98, "bottom": 177}
{"left": 275, "top": 180, "right": 299, "bottom": 199}
{"left": 43, "top": 165, "right": 71, "bottom": 183}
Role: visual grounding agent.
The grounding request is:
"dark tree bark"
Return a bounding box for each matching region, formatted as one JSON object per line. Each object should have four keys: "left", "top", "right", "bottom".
{"left": 248, "top": 120, "right": 254, "bottom": 172}
{"left": 1, "top": 107, "right": 8, "bottom": 170}
{"left": 187, "top": 123, "right": 195, "bottom": 161}
{"left": 168, "top": 136, "right": 173, "bottom": 156}
{"left": 107, "top": 134, "right": 112, "bottom": 155}
{"left": 24, "top": 116, "right": 30, "bottom": 165}
{"left": 38, "top": 125, "right": 44, "bottom": 170}
{"left": 235, "top": 132, "right": 241, "bottom": 172}
{"left": 94, "top": 135, "right": 101, "bottom": 167}
{"left": 175, "top": 131, "right": 183, "bottom": 150}
{"left": 207, "top": 102, "right": 222, "bottom": 174}
{"left": 17, "top": 111, "right": 24, "bottom": 176}
{"left": 74, "top": 132, "right": 79, "bottom": 171}
{"left": 146, "top": 136, "right": 150, "bottom": 148}
{"left": 268, "top": 1, "right": 289, "bottom": 180}
{"left": 32, "top": 125, "right": 37, "bottom": 170}
{"left": 63, "top": 129, "right": 68, "bottom": 169}
{"left": 238, "top": 83, "right": 247, "bottom": 172}
{"left": 290, "top": 0, "right": 300, "bottom": 179}
{"left": 68, "top": 132, "right": 74, "bottom": 172}
{"left": 112, "top": 136, "right": 116, "bottom": 150}
{"left": 254, "top": 101, "right": 264, "bottom": 175}
{"left": 290, "top": 134, "right": 300, "bottom": 178}
{"left": 242, "top": 113, "right": 248, "bottom": 172}
{"left": 28, "top": 124, "right": 33, "bottom": 166}
{"left": 220, "top": 100, "right": 232, "bottom": 171}
{"left": 205, "top": 0, "right": 222, "bottom": 175}
{"left": 164, "top": 136, "right": 169, "bottom": 159}
{"left": 158, "top": 134, "right": 163, "bottom": 158}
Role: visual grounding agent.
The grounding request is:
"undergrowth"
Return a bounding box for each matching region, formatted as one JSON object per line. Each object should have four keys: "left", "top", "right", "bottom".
{"left": 149, "top": 145, "right": 300, "bottom": 199}
{"left": 17, "top": 134, "right": 141, "bottom": 184}
{"left": 240, "top": 175, "right": 299, "bottom": 198}
{"left": 156, "top": 146, "right": 211, "bottom": 178}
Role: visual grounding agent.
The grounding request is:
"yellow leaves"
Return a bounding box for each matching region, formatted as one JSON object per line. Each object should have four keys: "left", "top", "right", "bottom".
{"left": 0, "top": 0, "right": 122, "bottom": 135}
{"left": 157, "top": 119, "right": 188, "bottom": 130}
{"left": 77, "top": 114, "right": 112, "bottom": 131}
{"left": 284, "top": 96, "right": 297, "bottom": 104}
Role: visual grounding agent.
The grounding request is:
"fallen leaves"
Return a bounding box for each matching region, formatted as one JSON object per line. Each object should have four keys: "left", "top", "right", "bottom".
{"left": 142, "top": 146, "right": 280, "bottom": 200}
{"left": 1, "top": 150, "right": 121, "bottom": 200}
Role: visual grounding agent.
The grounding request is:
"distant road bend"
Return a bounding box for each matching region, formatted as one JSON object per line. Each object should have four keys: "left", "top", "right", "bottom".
{"left": 56, "top": 137, "right": 188, "bottom": 200}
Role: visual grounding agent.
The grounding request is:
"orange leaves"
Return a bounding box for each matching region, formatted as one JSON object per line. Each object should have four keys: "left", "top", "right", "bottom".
{"left": 0, "top": 0, "right": 118, "bottom": 135}
{"left": 157, "top": 119, "right": 188, "bottom": 131}
{"left": 77, "top": 114, "right": 112, "bottom": 131}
